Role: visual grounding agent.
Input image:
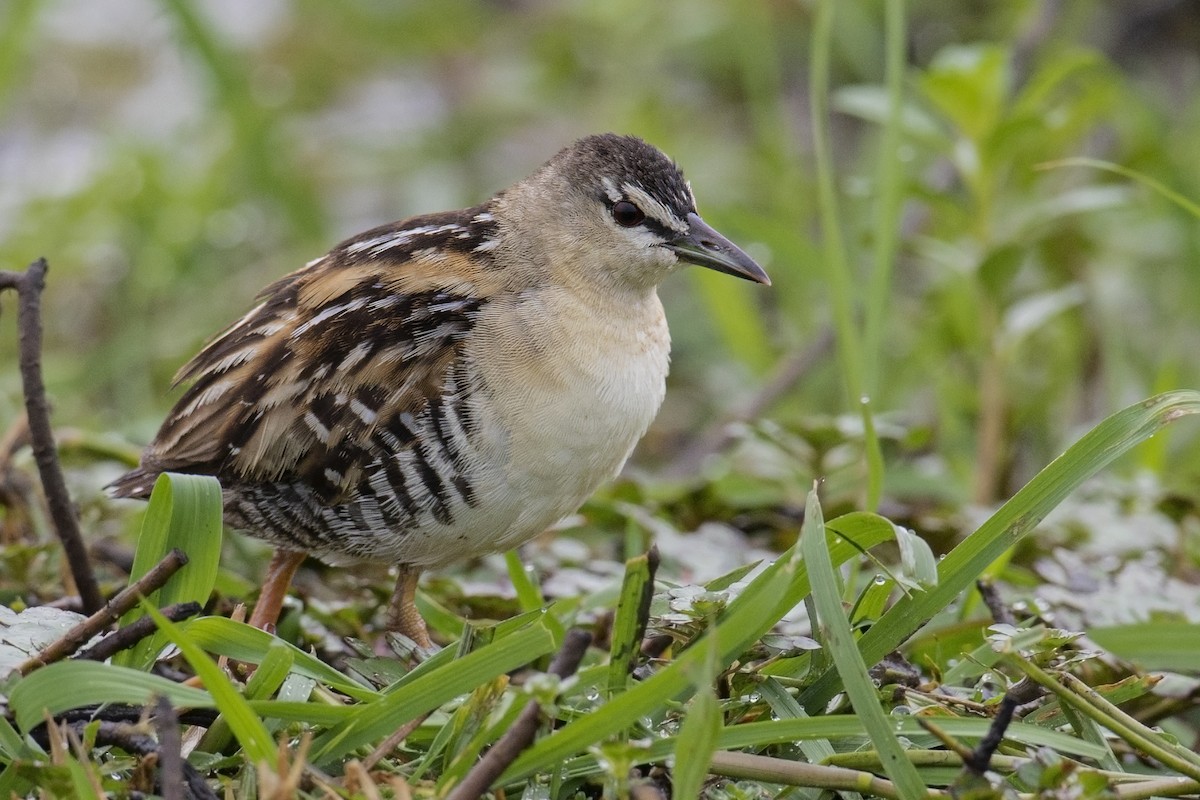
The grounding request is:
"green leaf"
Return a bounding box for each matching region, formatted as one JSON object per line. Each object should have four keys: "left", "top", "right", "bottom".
{"left": 607, "top": 550, "right": 655, "bottom": 697}
{"left": 9, "top": 661, "right": 213, "bottom": 731}
{"left": 1089, "top": 623, "right": 1200, "bottom": 673}
{"left": 801, "top": 391, "right": 1200, "bottom": 712}
{"left": 920, "top": 44, "right": 1012, "bottom": 143}
{"left": 310, "top": 614, "right": 561, "bottom": 765}
{"left": 141, "top": 602, "right": 277, "bottom": 765}
{"left": 801, "top": 490, "right": 927, "bottom": 800}
{"left": 500, "top": 519, "right": 895, "bottom": 783}
{"left": 116, "top": 473, "right": 223, "bottom": 670}
{"left": 181, "top": 616, "right": 377, "bottom": 700}
{"left": 894, "top": 525, "right": 938, "bottom": 589}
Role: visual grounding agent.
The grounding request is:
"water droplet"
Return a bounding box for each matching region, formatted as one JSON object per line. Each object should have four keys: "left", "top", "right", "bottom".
{"left": 873, "top": 575, "right": 888, "bottom": 585}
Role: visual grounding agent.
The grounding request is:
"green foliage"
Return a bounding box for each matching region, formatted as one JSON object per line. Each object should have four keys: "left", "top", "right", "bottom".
{"left": 115, "top": 473, "right": 223, "bottom": 669}
{"left": 3, "top": 2, "right": 1200, "bottom": 798}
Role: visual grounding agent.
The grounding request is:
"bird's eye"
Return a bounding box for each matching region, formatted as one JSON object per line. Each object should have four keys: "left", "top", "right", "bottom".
{"left": 611, "top": 200, "right": 645, "bottom": 227}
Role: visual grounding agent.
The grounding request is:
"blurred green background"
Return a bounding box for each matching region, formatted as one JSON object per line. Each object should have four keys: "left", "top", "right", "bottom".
{"left": 2, "top": 0, "right": 1199, "bottom": 515}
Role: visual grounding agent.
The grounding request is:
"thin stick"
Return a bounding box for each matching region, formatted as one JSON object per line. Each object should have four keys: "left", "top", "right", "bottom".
{"left": 447, "top": 628, "right": 593, "bottom": 800}
{"left": 361, "top": 713, "right": 429, "bottom": 773}
{"left": 153, "top": 696, "right": 184, "bottom": 800}
{"left": 77, "top": 601, "right": 202, "bottom": 662}
{"left": 0, "top": 260, "right": 103, "bottom": 612}
{"left": 31, "top": 719, "right": 218, "bottom": 800}
{"left": 17, "top": 548, "right": 189, "bottom": 674}
{"left": 976, "top": 578, "right": 1015, "bottom": 626}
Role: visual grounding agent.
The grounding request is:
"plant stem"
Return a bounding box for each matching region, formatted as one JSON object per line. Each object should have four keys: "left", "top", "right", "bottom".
{"left": 709, "top": 751, "right": 938, "bottom": 800}
{"left": 1008, "top": 657, "right": 1200, "bottom": 782}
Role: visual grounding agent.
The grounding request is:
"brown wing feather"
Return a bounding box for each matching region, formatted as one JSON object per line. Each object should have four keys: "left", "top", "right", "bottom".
{"left": 109, "top": 208, "right": 502, "bottom": 502}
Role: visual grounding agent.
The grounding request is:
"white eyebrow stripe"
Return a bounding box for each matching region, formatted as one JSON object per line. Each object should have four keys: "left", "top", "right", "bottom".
{"left": 600, "top": 177, "right": 623, "bottom": 203}
{"left": 622, "top": 183, "right": 689, "bottom": 233}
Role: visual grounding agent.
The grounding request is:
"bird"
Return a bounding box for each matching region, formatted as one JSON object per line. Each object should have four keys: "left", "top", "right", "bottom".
{"left": 108, "top": 133, "right": 770, "bottom": 648}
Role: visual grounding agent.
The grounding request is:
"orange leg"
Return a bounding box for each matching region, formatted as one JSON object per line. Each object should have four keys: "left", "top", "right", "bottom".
{"left": 385, "top": 565, "right": 432, "bottom": 648}
{"left": 247, "top": 549, "right": 306, "bottom": 631}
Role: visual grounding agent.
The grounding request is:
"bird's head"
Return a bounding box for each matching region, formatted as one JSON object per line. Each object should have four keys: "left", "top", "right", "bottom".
{"left": 501, "top": 133, "right": 770, "bottom": 293}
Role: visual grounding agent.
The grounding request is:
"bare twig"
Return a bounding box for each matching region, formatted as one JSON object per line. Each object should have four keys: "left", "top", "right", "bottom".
{"left": 918, "top": 691, "right": 1020, "bottom": 776}
{"left": 154, "top": 696, "right": 184, "bottom": 800}
{"left": 666, "top": 327, "right": 835, "bottom": 478}
{"left": 360, "top": 712, "right": 430, "bottom": 773}
{"left": 31, "top": 719, "right": 218, "bottom": 800}
{"left": 447, "top": 628, "right": 593, "bottom": 800}
{"left": 916, "top": 717, "right": 979, "bottom": 764}
{"left": 43, "top": 704, "right": 218, "bottom": 730}
{"left": 966, "top": 693, "right": 1018, "bottom": 773}
{"left": 77, "top": 601, "right": 202, "bottom": 662}
{"left": 0, "top": 259, "right": 103, "bottom": 612}
{"left": 976, "top": 578, "right": 1015, "bottom": 626}
{"left": 17, "top": 548, "right": 189, "bottom": 674}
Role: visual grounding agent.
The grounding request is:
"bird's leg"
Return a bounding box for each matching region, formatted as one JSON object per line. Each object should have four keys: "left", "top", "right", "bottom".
{"left": 385, "top": 565, "right": 432, "bottom": 649}
{"left": 247, "top": 549, "right": 306, "bottom": 631}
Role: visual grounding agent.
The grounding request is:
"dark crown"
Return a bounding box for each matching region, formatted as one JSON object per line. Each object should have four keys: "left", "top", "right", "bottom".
{"left": 550, "top": 134, "right": 696, "bottom": 219}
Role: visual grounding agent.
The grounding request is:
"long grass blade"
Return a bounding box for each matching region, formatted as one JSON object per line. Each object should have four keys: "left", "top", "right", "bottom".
{"left": 801, "top": 489, "right": 926, "bottom": 800}
{"left": 801, "top": 390, "right": 1200, "bottom": 711}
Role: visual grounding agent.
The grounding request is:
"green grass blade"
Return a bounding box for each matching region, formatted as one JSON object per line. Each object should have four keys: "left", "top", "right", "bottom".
{"left": 1089, "top": 623, "right": 1200, "bottom": 672}
{"left": 310, "top": 614, "right": 561, "bottom": 765}
{"left": 181, "top": 616, "right": 377, "bottom": 700}
{"left": 607, "top": 550, "right": 655, "bottom": 697}
{"left": 863, "top": 0, "right": 908, "bottom": 396}
{"left": 0, "top": 716, "right": 30, "bottom": 760}
{"left": 671, "top": 625, "right": 722, "bottom": 800}
{"left": 801, "top": 489, "right": 927, "bottom": 800}
{"left": 547, "top": 716, "right": 1107, "bottom": 784}
{"left": 801, "top": 390, "right": 1200, "bottom": 711}
{"left": 1040, "top": 157, "right": 1200, "bottom": 220}
{"left": 65, "top": 760, "right": 104, "bottom": 800}
{"left": 758, "top": 678, "right": 839, "bottom": 766}
{"left": 504, "top": 550, "right": 545, "bottom": 612}
{"left": 244, "top": 641, "right": 294, "bottom": 700}
{"left": 245, "top": 702, "right": 354, "bottom": 727}
{"left": 116, "top": 473, "right": 223, "bottom": 670}
{"left": 809, "top": 0, "right": 884, "bottom": 509}
{"left": 500, "top": 521, "right": 895, "bottom": 784}
{"left": 8, "top": 661, "right": 213, "bottom": 732}
{"left": 141, "top": 602, "right": 277, "bottom": 765}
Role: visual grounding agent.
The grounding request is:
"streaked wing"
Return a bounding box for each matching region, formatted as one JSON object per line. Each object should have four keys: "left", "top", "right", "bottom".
{"left": 110, "top": 207, "right": 503, "bottom": 503}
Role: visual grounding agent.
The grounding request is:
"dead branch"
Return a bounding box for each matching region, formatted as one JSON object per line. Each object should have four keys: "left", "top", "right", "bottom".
{"left": 447, "top": 628, "right": 593, "bottom": 800}
{"left": 17, "top": 548, "right": 189, "bottom": 674}
{"left": 0, "top": 259, "right": 103, "bottom": 612}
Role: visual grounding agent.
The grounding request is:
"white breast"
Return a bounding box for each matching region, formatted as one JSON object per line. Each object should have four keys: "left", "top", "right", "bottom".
{"left": 463, "top": 285, "right": 671, "bottom": 550}
{"left": 350, "top": 284, "right": 671, "bottom": 569}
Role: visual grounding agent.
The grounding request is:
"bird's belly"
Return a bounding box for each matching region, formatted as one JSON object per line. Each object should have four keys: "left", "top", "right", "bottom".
{"left": 223, "top": 288, "right": 671, "bottom": 569}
